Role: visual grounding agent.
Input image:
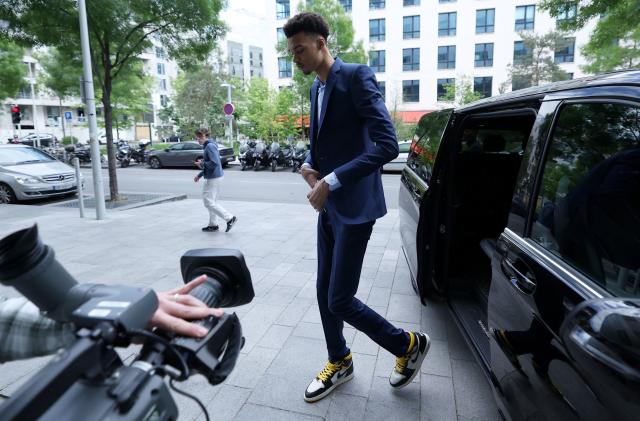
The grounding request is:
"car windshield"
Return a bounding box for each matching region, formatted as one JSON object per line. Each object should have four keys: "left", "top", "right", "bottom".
{"left": 0, "top": 147, "right": 55, "bottom": 165}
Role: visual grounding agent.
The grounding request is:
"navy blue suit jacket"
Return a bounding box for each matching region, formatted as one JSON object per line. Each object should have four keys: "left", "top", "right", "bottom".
{"left": 307, "top": 58, "right": 398, "bottom": 225}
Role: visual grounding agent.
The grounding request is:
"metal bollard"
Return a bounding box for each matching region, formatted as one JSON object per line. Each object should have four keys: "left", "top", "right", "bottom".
{"left": 73, "top": 157, "right": 85, "bottom": 218}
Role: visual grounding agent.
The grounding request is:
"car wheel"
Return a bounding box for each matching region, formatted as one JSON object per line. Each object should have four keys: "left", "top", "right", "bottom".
{"left": 149, "top": 157, "right": 161, "bottom": 169}
{"left": 0, "top": 183, "right": 17, "bottom": 204}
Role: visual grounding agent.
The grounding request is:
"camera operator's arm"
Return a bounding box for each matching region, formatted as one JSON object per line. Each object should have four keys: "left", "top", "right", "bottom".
{"left": 0, "top": 296, "right": 75, "bottom": 363}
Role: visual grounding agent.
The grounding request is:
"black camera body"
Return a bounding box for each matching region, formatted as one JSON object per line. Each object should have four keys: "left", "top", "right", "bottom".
{"left": 0, "top": 225, "right": 255, "bottom": 421}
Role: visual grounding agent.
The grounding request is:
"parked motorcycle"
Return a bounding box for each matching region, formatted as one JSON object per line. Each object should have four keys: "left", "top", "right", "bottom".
{"left": 65, "top": 143, "right": 92, "bottom": 165}
{"left": 239, "top": 140, "right": 256, "bottom": 171}
{"left": 120, "top": 140, "right": 148, "bottom": 167}
{"left": 253, "top": 140, "right": 270, "bottom": 171}
{"left": 116, "top": 140, "right": 132, "bottom": 167}
{"left": 268, "top": 141, "right": 294, "bottom": 172}
{"left": 291, "top": 141, "right": 310, "bottom": 173}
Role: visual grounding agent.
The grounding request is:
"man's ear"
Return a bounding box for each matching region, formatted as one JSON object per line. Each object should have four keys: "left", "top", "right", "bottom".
{"left": 317, "top": 36, "right": 326, "bottom": 50}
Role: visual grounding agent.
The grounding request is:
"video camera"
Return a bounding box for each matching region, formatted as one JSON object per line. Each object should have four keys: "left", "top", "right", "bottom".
{"left": 0, "top": 225, "right": 254, "bottom": 420}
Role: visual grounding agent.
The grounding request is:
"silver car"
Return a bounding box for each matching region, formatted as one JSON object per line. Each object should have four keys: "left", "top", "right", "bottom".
{"left": 383, "top": 140, "right": 412, "bottom": 172}
{"left": 0, "top": 145, "right": 80, "bottom": 204}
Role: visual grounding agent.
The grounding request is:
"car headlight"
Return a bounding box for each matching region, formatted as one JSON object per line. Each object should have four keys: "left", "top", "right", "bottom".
{"left": 14, "top": 175, "right": 41, "bottom": 184}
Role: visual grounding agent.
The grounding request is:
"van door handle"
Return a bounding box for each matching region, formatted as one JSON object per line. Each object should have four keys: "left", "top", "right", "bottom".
{"left": 501, "top": 257, "right": 536, "bottom": 295}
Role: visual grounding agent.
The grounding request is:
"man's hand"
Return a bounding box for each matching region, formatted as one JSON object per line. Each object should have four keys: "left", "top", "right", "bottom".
{"left": 307, "top": 178, "right": 330, "bottom": 211}
{"left": 300, "top": 166, "right": 320, "bottom": 188}
{"left": 195, "top": 158, "right": 203, "bottom": 169}
{"left": 193, "top": 175, "right": 200, "bottom": 183}
{"left": 149, "top": 275, "right": 224, "bottom": 338}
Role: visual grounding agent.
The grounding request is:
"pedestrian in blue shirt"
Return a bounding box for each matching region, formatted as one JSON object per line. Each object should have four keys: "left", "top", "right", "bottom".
{"left": 193, "top": 128, "right": 237, "bottom": 232}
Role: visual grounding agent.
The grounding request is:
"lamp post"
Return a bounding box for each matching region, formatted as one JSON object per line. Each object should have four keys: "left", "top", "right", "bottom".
{"left": 220, "top": 83, "right": 233, "bottom": 146}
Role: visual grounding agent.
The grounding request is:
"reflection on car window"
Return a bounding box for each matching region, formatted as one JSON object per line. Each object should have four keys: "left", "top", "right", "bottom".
{"left": 407, "top": 109, "right": 452, "bottom": 183}
{"left": 0, "top": 147, "right": 55, "bottom": 165}
{"left": 399, "top": 142, "right": 411, "bottom": 153}
{"left": 531, "top": 102, "right": 640, "bottom": 297}
{"left": 460, "top": 129, "right": 526, "bottom": 154}
{"left": 170, "top": 143, "right": 185, "bottom": 151}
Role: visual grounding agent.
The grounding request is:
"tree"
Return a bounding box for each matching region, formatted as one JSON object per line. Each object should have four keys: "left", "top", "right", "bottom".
{"left": 0, "top": 39, "right": 26, "bottom": 101}
{"left": 441, "top": 76, "right": 482, "bottom": 106}
{"left": 277, "top": 0, "right": 367, "bottom": 139}
{"left": 506, "top": 31, "right": 569, "bottom": 90}
{"left": 540, "top": 0, "right": 640, "bottom": 72}
{"left": 0, "top": 0, "right": 225, "bottom": 200}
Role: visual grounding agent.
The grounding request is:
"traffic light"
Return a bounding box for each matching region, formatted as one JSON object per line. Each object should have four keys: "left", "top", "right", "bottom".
{"left": 11, "top": 105, "right": 21, "bottom": 125}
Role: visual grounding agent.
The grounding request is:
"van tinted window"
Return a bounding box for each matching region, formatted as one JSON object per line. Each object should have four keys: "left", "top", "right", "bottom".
{"left": 531, "top": 102, "right": 640, "bottom": 297}
{"left": 407, "top": 109, "right": 452, "bottom": 182}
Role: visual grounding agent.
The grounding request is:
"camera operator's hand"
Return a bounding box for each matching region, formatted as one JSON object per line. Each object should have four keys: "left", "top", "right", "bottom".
{"left": 150, "top": 275, "right": 223, "bottom": 338}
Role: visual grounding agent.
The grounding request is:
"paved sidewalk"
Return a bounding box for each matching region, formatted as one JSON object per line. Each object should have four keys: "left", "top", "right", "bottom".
{"left": 0, "top": 200, "right": 499, "bottom": 421}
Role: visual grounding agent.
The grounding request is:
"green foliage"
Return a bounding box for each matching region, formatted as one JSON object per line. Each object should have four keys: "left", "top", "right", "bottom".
{"left": 0, "top": 38, "right": 26, "bottom": 100}
{"left": 441, "top": 76, "right": 482, "bottom": 106}
{"left": 61, "top": 135, "right": 78, "bottom": 145}
{"left": 540, "top": 0, "right": 640, "bottom": 72}
{"left": 241, "top": 78, "right": 298, "bottom": 141}
{"left": 506, "top": 31, "right": 569, "bottom": 90}
{"left": 37, "top": 48, "right": 80, "bottom": 99}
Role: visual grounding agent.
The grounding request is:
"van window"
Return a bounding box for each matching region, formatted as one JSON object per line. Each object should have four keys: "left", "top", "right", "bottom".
{"left": 531, "top": 102, "right": 640, "bottom": 297}
{"left": 407, "top": 109, "right": 452, "bottom": 182}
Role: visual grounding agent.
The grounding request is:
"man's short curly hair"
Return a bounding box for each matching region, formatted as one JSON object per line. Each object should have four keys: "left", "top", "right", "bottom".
{"left": 283, "top": 12, "right": 330, "bottom": 39}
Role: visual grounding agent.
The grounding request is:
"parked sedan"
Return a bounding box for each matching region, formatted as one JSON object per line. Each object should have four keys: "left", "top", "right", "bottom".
{"left": 147, "top": 141, "right": 234, "bottom": 169}
{"left": 19, "top": 133, "right": 57, "bottom": 148}
{"left": 0, "top": 144, "right": 80, "bottom": 204}
{"left": 383, "top": 140, "right": 411, "bottom": 172}
{"left": 398, "top": 71, "right": 640, "bottom": 421}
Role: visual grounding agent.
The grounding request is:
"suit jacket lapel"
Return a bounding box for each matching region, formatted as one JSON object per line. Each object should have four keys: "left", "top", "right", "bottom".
{"left": 317, "top": 58, "right": 342, "bottom": 135}
{"left": 310, "top": 79, "right": 319, "bottom": 142}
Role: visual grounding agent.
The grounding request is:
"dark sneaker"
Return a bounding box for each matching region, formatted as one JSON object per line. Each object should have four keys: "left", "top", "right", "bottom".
{"left": 202, "top": 225, "right": 219, "bottom": 232}
{"left": 389, "top": 332, "right": 430, "bottom": 388}
{"left": 225, "top": 216, "right": 237, "bottom": 232}
{"left": 304, "top": 353, "right": 354, "bottom": 403}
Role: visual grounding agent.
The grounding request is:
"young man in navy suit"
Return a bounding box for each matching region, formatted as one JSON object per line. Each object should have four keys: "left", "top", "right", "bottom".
{"left": 284, "top": 13, "right": 430, "bottom": 403}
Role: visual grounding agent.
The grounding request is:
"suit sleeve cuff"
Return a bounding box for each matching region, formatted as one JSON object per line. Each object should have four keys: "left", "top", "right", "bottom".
{"left": 323, "top": 172, "right": 341, "bottom": 191}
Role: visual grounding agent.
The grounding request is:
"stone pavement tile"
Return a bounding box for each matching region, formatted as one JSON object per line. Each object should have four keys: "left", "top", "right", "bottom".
{"left": 251, "top": 254, "right": 288, "bottom": 270}
{"left": 276, "top": 273, "right": 309, "bottom": 288}
{"left": 194, "top": 385, "right": 252, "bottom": 421}
{"left": 225, "top": 346, "right": 279, "bottom": 389}
{"left": 451, "top": 359, "right": 501, "bottom": 421}
{"left": 364, "top": 376, "right": 421, "bottom": 421}
{"left": 234, "top": 404, "right": 323, "bottom": 421}
{"left": 446, "top": 317, "right": 476, "bottom": 362}
{"left": 420, "top": 373, "right": 457, "bottom": 421}
{"left": 334, "top": 352, "right": 377, "bottom": 399}
{"left": 276, "top": 298, "right": 315, "bottom": 326}
{"left": 238, "top": 302, "right": 286, "bottom": 353}
{"left": 392, "top": 268, "right": 416, "bottom": 295}
{"left": 293, "top": 258, "right": 317, "bottom": 273}
{"left": 251, "top": 274, "right": 280, "bottom": 297}
{"left": 282, "top": 252, "right": 306, "bottom": 264}
{"left": 264, "top": 335, "right": 327, "bottom": 380}
{"left": 361, "top": 266, "right": 378, "bottom": 279}
{"left": 363, "top": 253, "right": 383, "bottom": 269}
{"left": 350, "top": 331, "right": 380, "bottom": 356}
{"left": 170, "top": 371, "right": 223, "bottom": 420}
{"left": 257, "top": 324, "right": 295, "bottom": 350}
{"left": 327, "top": 392, "right": 368, "bottom": 421}
{"left": 378, "top": 258, "right": 397, "bottom": 273}
{"left": 367, "top": 245, "right": 386, "bottom": 255}
{"left": 302, "top": 303, "right": 322, "bottom": 324}
{"left": 297, "top": 280, "right": 317, "bottom": 299}
{"left": 292, "top": 322, "right": 356, "bottom": 346}
{"left": 373, "top": 270, "right": 395, "bottom": 288}
{"left": 261, "top": 285, "right": 300, "bottom": 306}
{"left": 368, "top": 234, "right": 390, "bottom": 247}
{"left": 421, "top": 302, "right": 450, "bottom": 342}
{"left": 0, "top": 355, "right": 51, "bottom": 394}
{"left": 366, "top": 286, "right": 391, "bottom": 307}
{"left": 420, "top": 338, "right": 452, "bottom": 378}
{"left": 387, "top": 293, "right": 423, "bottom": 324}
{"left": 383, "top": 249, "right": 400, "bottom": 261}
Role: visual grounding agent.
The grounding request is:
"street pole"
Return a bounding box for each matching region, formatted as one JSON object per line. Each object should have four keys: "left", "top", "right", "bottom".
{"left": 29, "top": 76, "right": 40, "bottom": 149}
{"left": 78, "top": 0, "right": 106, "bottom": 220}
{"left": 221, "top": 83, "right": 233, "bottom": 146}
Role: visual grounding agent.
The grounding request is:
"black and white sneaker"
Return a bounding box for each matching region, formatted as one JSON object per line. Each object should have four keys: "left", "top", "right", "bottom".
{"left": 225, "top": 216, "right": 237, "bottom": 232}
{"left": 202, "top": 225, "right": 219, "bottom": 232}
{"left": 304, "top": 353, "right": 354, "bottom": 403}
{"left": 389, "top": 331, "right": 430, "bottom": 388}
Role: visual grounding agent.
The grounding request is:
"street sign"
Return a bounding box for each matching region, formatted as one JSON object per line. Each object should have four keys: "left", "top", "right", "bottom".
{"left": 223, "top": 103, "right": 234, "bottom": 115}
{"left": 64, "top": 111, "right": 72, "bottom": 120}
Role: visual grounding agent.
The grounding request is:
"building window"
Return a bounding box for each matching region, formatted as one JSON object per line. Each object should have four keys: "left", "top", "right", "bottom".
{"left": 160, "top": 95, "right": 169, "bottom": 107}
{"left": 474, "top": 43, "right": 494, "bottom": 67}
{"left": 158, "top": 79, "right": 167, "bottom": 91}
{"left": 437, "top": 78, "right": 454, "bottom": 100}
{"left": 566, "top": 72, "right": 574, "bottom": 79}
{"left": 156, "top": 63, "right": 165, "bottom": 75}
{"left": 403, "top": 80, "right": 419, "bottom": 102}
{"left": 370, "top": 0, "right": 385, "bottom": 10}
{"left": 378, "top": 81, "right": 386, "bottom": 100}
{"left": 369, "top": 19, "right": 386, "bottom": 42}
{"left": 555, "top": 38, "right": 575, "bottom": 63}
{"left": 278, "top": 57, "right": 292, "bottom": 78}
{"left": 439, "top": 12, "right": 457, "bottom": 36}
{"left": 46, "top": 106, "right": 60, "bottom": 126}
{"left": 155, "top": 47, "right": 166, "bottom": 59}
{"left": 437, "top": 45, "right": 456, "bottom": 69}
{"left": 403, "top": 48, "right": 420, "bottom": 71}
{"left": 277, "top": 28, "right": 286, "bottom": 43}
{"left": 476, "top": 9, "right": 495, "bottom": 34}
{"left": 404, "top": 0, "right": 419, "bottom": 6}
{"left": 403, "top": 16, "right": 420, "bottom": 39}
{"left": 474, "top": 76, "right": 492, "bottom": 98}
{"left": 369, "top": 50, "right": 386, "bottom": 73}
{"left": 513, "top": 41, "right": 531, "bottom": 64}
{"left": 338, "top": 0, "right": 352, "bottom": 12}
{"left": 515, "top": 5, "right": 535, "bottom": 30}
{"left": 556, "top": 3, "right": 577, "bottom": 26}
{"left": 439, "top": 0, "right": 455, "bottom": 3}
{"left": 276, "top": 0, "right": 290, "bottom": 20}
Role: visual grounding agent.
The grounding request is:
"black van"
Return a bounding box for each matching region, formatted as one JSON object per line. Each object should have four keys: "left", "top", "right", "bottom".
{"left": 398, "top": 71, "right": 640, "bottom": 421}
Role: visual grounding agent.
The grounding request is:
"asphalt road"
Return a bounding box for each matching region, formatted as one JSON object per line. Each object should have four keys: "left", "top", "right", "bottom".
{"left": 79, "top": 164, "right": 402, "bottom": 208}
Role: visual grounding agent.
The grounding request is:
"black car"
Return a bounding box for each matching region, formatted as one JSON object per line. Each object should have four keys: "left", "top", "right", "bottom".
{"left": 147, "top": 141, "right": 234, "bottom": 169}
{"left": 398, "top": 71, "right": 640, "bottom": 421}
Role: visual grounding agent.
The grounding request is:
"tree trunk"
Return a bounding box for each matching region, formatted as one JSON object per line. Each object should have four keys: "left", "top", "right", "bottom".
{"left": 102, "top": 65, "right": 119, "bottom": 201}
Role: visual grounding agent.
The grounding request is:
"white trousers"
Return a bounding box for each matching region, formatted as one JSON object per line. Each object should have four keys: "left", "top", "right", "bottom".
{"left": 202, "top": 177, "right": 232, "bottom": 226}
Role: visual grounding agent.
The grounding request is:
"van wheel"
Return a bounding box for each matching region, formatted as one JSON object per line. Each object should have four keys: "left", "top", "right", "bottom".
{"left": 0, "top": 183, "right": 17, "bottom": 204}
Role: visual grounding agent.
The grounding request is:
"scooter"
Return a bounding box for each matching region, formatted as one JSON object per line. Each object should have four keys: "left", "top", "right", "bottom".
{"left": 239, "top": 140, "right": 256, "bottom": 171}
{"left": 253, "top": 140, "right": 270, "bottom": 171}
{"left": 291, "top": 141, "right": 310, "bottom": 173}
{"left": 268, "top": 141, "right": 294, "bottom": 172}
{"left": 116, "top": 140, "right": 132, "bottom": 167}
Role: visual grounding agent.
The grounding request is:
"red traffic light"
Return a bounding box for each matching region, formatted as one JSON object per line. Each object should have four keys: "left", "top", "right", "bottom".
{"left": 11, "top": 105, "right": 20, "bottom": 113}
